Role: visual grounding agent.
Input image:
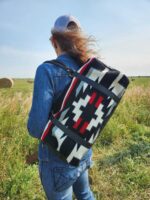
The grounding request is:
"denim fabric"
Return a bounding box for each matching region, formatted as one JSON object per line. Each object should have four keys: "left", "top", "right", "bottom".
{"left": 27, "top": 53, "right": 95, "bottom": 199}
{"left": 39, "top": 157, "right": 95, "bottom": 200}
{"left": 27, "top": 53, "right": 92, "bottom": 162}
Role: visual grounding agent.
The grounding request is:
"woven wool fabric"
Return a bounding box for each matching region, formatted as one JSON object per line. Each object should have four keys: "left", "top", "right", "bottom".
{"left": 41, "top": 57, "right": 129, "bottom": 166}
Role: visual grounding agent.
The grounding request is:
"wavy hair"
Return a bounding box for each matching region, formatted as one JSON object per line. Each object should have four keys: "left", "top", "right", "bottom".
{"left": 51, "top": 29, "right": 99, "bottom": 64}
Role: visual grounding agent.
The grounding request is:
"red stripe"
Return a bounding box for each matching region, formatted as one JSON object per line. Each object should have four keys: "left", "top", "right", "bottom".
{"left": 73, "top": 117, "right": 82, "bottom": 129}
{"left": 80, "top": 121, "right": 89, "bottom": 134}
{"left": 89, "top": 92, "right": 97, "bottom": 104}
{"left": 62, "top": 58, "right": 94, "bottom": 109}
{"left": 41, "top": 57, "right": 95, "bottom": 140}
{"left": 63, "top": 78, "right": 78, "bottom": 108}
{"left": 41, "top": 121, "right": 53, "bottom": 140}
{"left": 95, "top": 96, "right": 103, "bottom": 108}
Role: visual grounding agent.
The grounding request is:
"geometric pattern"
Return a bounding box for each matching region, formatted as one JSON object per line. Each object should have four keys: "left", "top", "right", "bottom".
{"left": 41, "top": 57, "right": 129, "bottom": 166}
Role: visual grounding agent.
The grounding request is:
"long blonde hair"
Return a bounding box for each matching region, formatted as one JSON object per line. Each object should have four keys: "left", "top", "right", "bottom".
{"left": 52, "top": 30, "right": 99, "bottom": 64}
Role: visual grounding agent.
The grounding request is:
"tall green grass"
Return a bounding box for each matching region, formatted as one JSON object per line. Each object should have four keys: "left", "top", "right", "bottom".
{"left": 0, "top": 78, "right": 150, "bottom": 200}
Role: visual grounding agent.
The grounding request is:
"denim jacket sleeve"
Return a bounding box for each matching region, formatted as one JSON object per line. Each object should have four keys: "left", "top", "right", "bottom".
{"left": 27, "top": 63, "right": 55, "bottom": 139}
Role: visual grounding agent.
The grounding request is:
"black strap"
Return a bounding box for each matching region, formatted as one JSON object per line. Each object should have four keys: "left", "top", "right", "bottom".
{"left": 72, "top": 71, "right": 119, "bottom": 102}
{"left": 50, "top": 115, "right": 91, "bottom": 149}
{"left": 45, "top": 60, "right": 74, "bottom": 77}
{"left": 45, "top": 60, "right": 120, "bottom": 103}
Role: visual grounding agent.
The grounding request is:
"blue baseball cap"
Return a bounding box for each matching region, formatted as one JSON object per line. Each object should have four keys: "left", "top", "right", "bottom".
{"left": 51, "top": 15, "right": 81, "bottom": 33}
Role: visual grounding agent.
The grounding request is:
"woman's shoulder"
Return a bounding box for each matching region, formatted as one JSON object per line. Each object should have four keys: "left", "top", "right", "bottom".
{"left": 56, "top": 54, "right": 82, "bottom": 71}
{"left": 35, "top": 54, "right": 82, "bottom": 78}
{"left": 36, "top": 61, "right": 59, "bottom": 77}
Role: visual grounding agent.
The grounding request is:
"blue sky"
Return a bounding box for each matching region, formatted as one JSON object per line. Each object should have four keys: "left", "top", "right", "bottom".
{"left": 0, "top": 0, "right": 150, "bottom": 78}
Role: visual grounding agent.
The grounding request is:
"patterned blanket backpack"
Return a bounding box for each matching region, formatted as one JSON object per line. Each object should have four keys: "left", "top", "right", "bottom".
{"left": 41, "top": 57, "right": 129, "bottom": 166}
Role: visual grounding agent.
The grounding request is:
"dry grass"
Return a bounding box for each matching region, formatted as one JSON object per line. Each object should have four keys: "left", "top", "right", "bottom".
{"left": 0, "top": 78, "right": 150, "bottom": 200}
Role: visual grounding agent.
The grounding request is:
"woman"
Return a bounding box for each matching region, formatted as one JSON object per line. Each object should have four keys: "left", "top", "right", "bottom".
{"left": 27, "top": 15, "right": 96, "bottom": 200}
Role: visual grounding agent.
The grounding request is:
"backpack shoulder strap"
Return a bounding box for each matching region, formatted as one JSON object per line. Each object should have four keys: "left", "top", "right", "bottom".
{"left": 44, "top": 59, "right": 120, "bottom": 103}
{"left": 44, "top": 59, "right": 74, "bottom": 77}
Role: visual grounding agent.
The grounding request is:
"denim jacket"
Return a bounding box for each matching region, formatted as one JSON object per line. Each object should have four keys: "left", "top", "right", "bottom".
{"left": 27, "top": 53, "right": 92, "bottom": 162}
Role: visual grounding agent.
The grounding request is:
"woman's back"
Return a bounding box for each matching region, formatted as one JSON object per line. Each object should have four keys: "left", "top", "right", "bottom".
{"left": 27, "top": 15, "right": 95, "bottom": 200}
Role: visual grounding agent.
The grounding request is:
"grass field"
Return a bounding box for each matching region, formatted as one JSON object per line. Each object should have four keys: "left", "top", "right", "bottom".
{"left": 0, "top": 77, "right": 150, "bottom": 200}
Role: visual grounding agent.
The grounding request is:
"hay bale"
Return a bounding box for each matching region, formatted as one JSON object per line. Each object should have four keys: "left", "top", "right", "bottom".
{"left": 27, "top": 80, "right": 34, "bottom": 83}
{"left": 0, "top": 78, "right": 14, "bottom": 88}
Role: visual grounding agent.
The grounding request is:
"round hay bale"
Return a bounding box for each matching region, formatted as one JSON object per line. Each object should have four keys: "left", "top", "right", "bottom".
{"left": 27, "top": 80, "right": 34, "bottom": 84}
{"left": 0, "top": 78, "right": 14, "bottom": 88}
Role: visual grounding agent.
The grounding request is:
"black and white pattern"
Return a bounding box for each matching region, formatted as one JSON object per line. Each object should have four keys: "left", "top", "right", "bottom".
{"left": 41, "top": 58, "right": 129, "bottom": 166}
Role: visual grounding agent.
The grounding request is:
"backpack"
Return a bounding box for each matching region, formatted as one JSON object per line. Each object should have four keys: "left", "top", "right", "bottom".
{"left": 41, "top": 57, "right": 129, "bottom": 166}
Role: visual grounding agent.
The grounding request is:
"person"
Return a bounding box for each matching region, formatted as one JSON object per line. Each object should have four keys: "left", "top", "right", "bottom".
{"left": 27, "top": 15, "right": 96, "bottom": 200}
